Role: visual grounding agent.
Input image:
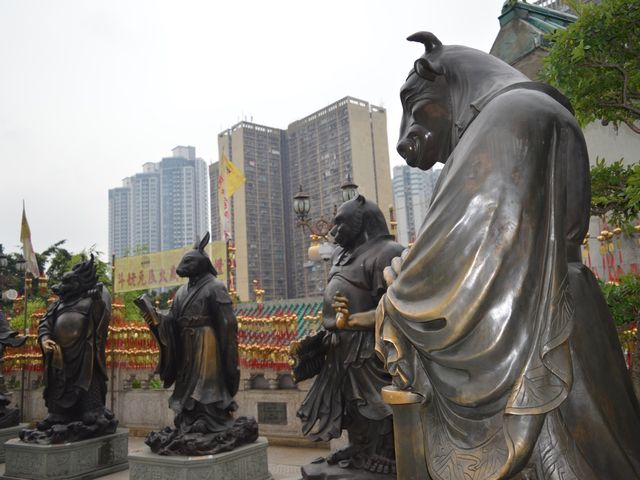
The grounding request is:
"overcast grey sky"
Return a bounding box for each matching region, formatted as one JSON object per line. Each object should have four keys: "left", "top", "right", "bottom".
{"left": 0, "top": 0, "right": 506, "bottom": 258}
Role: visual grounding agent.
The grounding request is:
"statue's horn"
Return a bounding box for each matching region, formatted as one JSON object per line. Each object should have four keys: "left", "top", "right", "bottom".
{"left": 407, "top": 32, "right": 444, "bottom": 80}
{"left": 407, "top": 31, "right": 442, "bottom": 53}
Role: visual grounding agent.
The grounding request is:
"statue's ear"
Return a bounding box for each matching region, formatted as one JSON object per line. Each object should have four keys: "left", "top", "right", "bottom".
{"left": 198, "top": 232, "right": 210, "bottom": 252}
{"left": 414, "top": 58, "right": 443, "bottom": 81}
{"left": 356, "top": 194, "right": 366, "bottom": 206}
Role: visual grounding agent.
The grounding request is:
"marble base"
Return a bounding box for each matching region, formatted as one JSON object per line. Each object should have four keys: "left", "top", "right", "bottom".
{"left": 0, "top": 424, "right": 27, "bottom": 463}
{"left": 302, "top": 460, "right": 396, "bottom": 480}
{"left": 1, "top": 428, "right": 128, "bottom": 479}
{"left": 128, "top": 436, "right": 273, "bottom": 480}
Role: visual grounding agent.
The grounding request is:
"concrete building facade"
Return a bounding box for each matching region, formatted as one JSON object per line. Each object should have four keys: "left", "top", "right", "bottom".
{"left": 392, "top": 165, "right": 442, "bottom": 246}
{"left": 215, "top": 123, "right": 289, "bottom": 302}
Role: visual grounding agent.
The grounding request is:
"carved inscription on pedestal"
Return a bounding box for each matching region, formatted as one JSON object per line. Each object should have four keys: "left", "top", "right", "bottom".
{"left": 257, "top": 402, "right": 287, "bottom": 425}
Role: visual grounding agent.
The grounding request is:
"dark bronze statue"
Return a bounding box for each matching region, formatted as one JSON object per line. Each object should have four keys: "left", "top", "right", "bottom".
{"left": 374, "top": 32, "right": 640, "bottom": 479}
{"left": 0, "top": 312, "right": 26, "bottom": 428}
{"left": 291, "top": 195, "right": 403, "bottom": 479}
{"left": 137, "top": 233, "right": 257, "bottom": 456}
{"left": 21, "top": 255, "right": 117, "bottom": 444}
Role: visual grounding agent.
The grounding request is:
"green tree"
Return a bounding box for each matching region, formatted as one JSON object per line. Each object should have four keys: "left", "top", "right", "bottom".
{"left": 39, "top": 240, "right": 72, "bottom": 288}
{"left": 600, "top": 273, "right": 640, "bottom": 328}
{"left": 590, "top": 158, "right": 640, "bottom": 232}
{"left": 541, "top": 0, "right": 640, "bottom": 133}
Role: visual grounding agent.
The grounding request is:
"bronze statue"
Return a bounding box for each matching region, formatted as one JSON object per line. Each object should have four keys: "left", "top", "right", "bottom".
{"left": 0, "top": 312, "right": 26, "bottom": 428}
{"left": 21, "top": 255, "right": 117, "bottom": 444}
{"left": 292, "top": 195, "right": 403, "bottom": 478}
{"left": 137, "top": 233, "right": 257, "bottom": 456}
{"left": 374, "top": 32, "right": 640, "bottom": 479}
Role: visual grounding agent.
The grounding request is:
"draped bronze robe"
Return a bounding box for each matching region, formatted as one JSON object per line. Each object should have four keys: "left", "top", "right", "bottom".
{"left": 377, "top": 82, "right": 640, "bottom": 479}
{"left": 155, "top": 273, "right": 239, "bottom": 432}
{"left": 39, "top": 288, "right": 110, "bottom": 414}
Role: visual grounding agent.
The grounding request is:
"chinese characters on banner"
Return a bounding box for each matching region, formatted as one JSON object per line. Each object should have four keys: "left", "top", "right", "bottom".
{"left": 114, "top": 242, "right": 227, "bottom": 293}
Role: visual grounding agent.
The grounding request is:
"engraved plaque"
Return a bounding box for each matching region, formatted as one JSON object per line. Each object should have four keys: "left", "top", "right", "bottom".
{"left": 98, "top": 440, "right": 115, "bottom": 465}
{"left": 257, "top": 402, "right": 287, "bottom": 425}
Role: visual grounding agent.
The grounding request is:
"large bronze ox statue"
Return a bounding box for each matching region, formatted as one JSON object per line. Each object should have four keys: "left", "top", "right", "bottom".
{"left": 375, "top": 32, "right": 640, "bottom": 480}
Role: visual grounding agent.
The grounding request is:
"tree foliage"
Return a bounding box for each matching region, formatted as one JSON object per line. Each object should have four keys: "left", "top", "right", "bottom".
{"left": 590, "top": 158, "right": 640, "bottom": 231}
{"left": 541, "top": 0, "right": 640, "bottom": 133}
{"left": 600, "top": 273, "right": 640, "bottom": 327}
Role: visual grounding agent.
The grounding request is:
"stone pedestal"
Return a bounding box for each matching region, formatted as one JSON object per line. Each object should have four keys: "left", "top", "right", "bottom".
{"left": 1, "top": 428, "right": 128, "bottom": 479}
{"left": 128, "top": 436, "right": 272, "bottom": 480}
{"left": 301, "top": 460, "right": 396, "bottom": 480}
{"left": 0, "top": 424, "right": 26, "bottom": 463}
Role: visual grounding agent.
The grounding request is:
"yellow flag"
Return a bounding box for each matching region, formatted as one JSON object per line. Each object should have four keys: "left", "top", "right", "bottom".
{"left": 221, "top": 154, "right": 245, "bottom": 197}
{"left": 20, "top": 203, "right": 40, "bottom": 278}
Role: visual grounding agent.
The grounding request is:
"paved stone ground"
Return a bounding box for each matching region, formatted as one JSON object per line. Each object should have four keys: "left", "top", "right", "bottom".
{"left": 0, "top": 436, "right": 329, "bottom": 480}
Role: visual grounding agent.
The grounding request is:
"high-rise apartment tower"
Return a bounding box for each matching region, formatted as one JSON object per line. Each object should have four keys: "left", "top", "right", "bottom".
{"left": 211, "top": 96, "right": 393, "bottom": 301}
{"left": 108, "top": 146, "right": 210, "bottom": 258}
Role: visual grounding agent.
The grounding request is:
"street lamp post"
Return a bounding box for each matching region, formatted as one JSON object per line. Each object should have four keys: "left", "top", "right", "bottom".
{"left": 293, "top": 177, "right": 360, "bottom": 288}
{"left": 292, "top": 176, "right": 360, "bottom": 240}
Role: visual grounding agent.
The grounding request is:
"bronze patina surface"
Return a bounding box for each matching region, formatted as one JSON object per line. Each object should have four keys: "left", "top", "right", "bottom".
{"left": 21, "top": 255, "right": 118, "bottom": 444}
{"left": 137, "top": 233, "right": 257, "bottom": 456}
{"left": 0, "top": 312, "right": 26, "bottom": 428}
{"left": 293, "top": 196, "right": 404, "bottom": 479}
{"left": 375, "top": 32, "right": 640, "bottom": 479}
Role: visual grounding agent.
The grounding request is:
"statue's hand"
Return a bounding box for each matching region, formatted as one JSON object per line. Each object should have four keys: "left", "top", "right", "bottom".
{"left": 41, "top": 339, "right": 57, "bottom": 353}
{"left": 383, "top": 248, "right": 409, "bottom": 287}
{"left": 332, "top": 292, "right": 350, "bottom": 329}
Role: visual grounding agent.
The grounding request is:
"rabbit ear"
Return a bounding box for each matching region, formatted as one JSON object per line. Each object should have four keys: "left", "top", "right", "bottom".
{"left": 198, "top": 232, "right": 210, "bottom": 252}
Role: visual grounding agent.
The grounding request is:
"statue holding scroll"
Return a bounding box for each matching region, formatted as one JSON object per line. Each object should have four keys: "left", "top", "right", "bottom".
{"left": 137, "top": 233, "right": 257, "bottom": 456}
{"left": 375, "top": 32, "right": 640, "bottom": 479}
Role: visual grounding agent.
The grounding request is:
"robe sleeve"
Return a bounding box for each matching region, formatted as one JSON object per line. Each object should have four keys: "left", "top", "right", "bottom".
{"left": 155, "top": 303, "right": 178, "bottom": 388}
{"left": 210, "top": 281, "right": 240, "bottom": 397}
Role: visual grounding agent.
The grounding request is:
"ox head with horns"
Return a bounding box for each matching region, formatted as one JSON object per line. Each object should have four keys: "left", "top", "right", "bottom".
{"left": 396, "top": 32, "right": 451, "bottom": 171}
{"left": 396, "top": 31, "right": 529, "bottom": 171}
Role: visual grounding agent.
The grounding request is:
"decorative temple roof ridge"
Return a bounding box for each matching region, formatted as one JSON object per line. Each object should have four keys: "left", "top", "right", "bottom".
{"left": 490, "top": 1, "right": 576, "bottom": 72}
{"left": 235, "top": 296, "right": 323, "bottom": 318}
{"left": 499, "top": 1, "right": 577, "bottom": 30}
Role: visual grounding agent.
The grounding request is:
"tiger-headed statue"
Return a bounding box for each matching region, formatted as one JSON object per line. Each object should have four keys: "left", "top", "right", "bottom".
{"left": 291, "top": 195, "right": 404, "bottom": 479}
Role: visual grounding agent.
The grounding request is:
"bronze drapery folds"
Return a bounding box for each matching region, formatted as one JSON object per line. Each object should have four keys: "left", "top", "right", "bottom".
{"left": 138, "top": 233, "right": 257, "bottom": 456}
{"left": 294, "top": 196, "right": 404, "bottom": 479}
{"left": 21, "top": 255, "right": 118, "bottom": 444}
{"left": 375, "top": 32, "right": 640, "bottom": 479}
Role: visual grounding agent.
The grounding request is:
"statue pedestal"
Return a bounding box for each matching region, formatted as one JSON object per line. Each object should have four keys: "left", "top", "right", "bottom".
{"left": 0, "top": 424, "right": 27, "bottom": 463}
{"left": 128, "top": 436, "right": 272, "bottom": 480}
{"left": 301, "top": 460, "right": 396, "bottom": 479}
{"left": 1, "top": 428, "right": 128, "bottom": 479}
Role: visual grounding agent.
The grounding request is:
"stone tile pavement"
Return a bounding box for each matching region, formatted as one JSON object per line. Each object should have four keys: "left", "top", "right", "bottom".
{"left": 0, "top": 436, "right": 329, "bottom": 480}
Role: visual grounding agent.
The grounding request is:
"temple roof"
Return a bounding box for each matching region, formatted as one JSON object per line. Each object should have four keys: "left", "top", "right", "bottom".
{"left": 490, "top": 1, "right": 576, "bottom": 68}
